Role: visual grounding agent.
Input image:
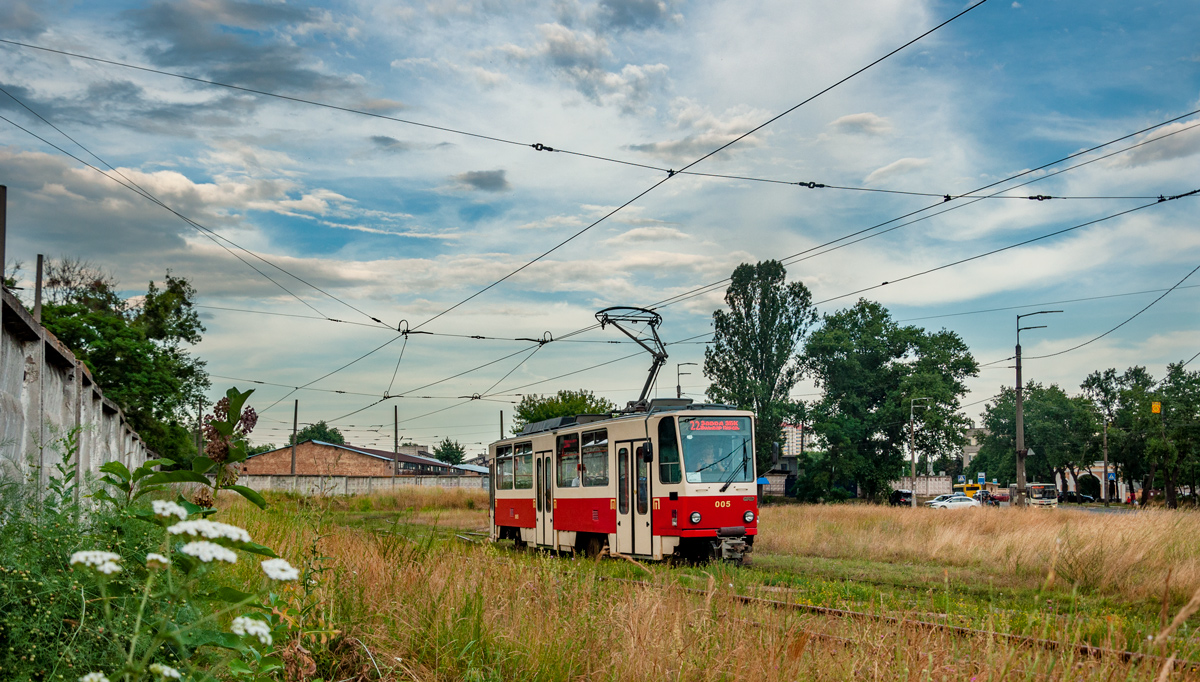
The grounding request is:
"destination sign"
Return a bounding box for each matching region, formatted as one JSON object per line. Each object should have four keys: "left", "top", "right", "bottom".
{"left": 685, "top": 419, "right": 744, "bottom": 432}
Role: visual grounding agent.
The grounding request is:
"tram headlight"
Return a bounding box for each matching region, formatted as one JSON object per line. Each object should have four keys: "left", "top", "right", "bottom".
{"left": 689, "top": 511, "right": 702, "bottom": 524}
{"left": 743, "top": 510, "right": 755, "bottom": 524}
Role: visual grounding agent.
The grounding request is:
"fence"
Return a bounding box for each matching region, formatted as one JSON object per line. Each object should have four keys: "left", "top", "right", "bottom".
{"left": 0, "top": 289, "right": 151, "bottom": 486}
{"left": 892, "top": 475, "right": 953, "bottom": 497}
{"left": 233, "top": 474, "right": 488, "bottom": 496}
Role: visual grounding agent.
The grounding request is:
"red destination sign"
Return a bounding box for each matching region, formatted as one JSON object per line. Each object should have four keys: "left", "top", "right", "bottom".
{"left": 686, "top": 419, "right": 742, "bottom": 432}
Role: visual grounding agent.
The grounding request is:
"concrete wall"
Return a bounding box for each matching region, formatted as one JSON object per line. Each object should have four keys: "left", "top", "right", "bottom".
{"left": 235, "top": 473, "right": 489, "bottom": 496}
{"left": 892, "top": 476, "right": 953, "bottom": 496}
{"left": 0, "top": 289, "right": 151, "bottom": 487}
{"left": 242, "top": 441, "right": 394, "bottom": 477}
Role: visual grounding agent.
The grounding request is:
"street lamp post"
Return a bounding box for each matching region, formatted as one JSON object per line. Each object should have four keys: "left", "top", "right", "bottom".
{"left": 676, "top": 362, "right": 697, "bottom": 399}
{"left": 910, "top": 397, "right": 931, "bottom": 508}
{"left": 1014, "top": 310, "right": 1062, "bottom": 508}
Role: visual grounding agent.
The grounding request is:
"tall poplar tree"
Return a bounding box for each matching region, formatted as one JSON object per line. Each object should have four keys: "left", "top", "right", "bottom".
{"left": 703, "top": 260, "right": 817, "bottom": 474}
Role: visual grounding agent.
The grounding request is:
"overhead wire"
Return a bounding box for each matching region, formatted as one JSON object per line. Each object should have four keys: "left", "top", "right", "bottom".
{"left": 1025, "top": 262, "right": 1200, "bottom": 360}
{"left": 645, "top": 111, "right": 1200, "bottom": 312}
{"left": 405, "top": 0, "right": 990, "bottom": 333}
{"left": 895, "top": 284, "right": 1200, "bottom": 323}
{"left": 0, "top": 85, "right": 394, "bottom": 329}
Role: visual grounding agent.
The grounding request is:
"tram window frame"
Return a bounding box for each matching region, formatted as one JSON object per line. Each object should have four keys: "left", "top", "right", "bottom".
{"left": 556, "top": 433, "right": 581, "bottom": 488}
{"left": 618, "top": 447, "right": 629, "bottom": 514}
{"left": 496, "top": 444, "right": 514, "bottom": 490}
{"left": 513, "top": 442, "right": 533, "bottom": 489}
{"left": 580, "top": 429, "right": 609, "bottom": 487}
{"left": 635, "top": 445, "right": 649, "bottom": 514}
{"left": 657, "top": 417, "right": 682, "bottom": 484}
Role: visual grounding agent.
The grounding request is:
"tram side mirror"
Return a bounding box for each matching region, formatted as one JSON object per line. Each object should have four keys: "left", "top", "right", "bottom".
{"left": 642, "top": 443, "right": 653, "bottom": 463}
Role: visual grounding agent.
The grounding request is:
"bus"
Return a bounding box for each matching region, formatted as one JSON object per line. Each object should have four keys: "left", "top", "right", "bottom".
{"left": 952, "top": 483, "right": 981, "bottom": 498}
{"left": 1007, "top": 483, "right": 1058, "bottom": 508}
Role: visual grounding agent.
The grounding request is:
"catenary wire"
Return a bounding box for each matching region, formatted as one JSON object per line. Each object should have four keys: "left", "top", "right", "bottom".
{"left": 1025, "top": 262, "right": 1200, "bottom": 360}
{"left": 895, "top": 284, "right": 1200, "bottom": 323}
{"left": 0, "top": 86, "right": 394, "bottom": 329}
{"left": 645, "top": 111, "right": 1200, "bottom": 312}
{"left": 406, "top": 0, "right": 989, "bottom": 333}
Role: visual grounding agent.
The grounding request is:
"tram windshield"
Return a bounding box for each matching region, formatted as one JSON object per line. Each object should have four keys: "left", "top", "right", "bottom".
{"left": 678, "top": 416, "right": 754, "bottom": 484}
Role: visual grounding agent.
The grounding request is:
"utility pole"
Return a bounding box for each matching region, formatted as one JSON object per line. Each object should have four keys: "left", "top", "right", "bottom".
{"left": 909, "top": 397, "right": 930, "bottom": 508}
{"left": 394, "top": 405, "right": 399, "bottom": 476}
{"left": 33, "top": 254, "right": 43, "bottom": 322}
{"left": 195, "top": 396, "right": 203, "bottom": 455}
{"left": 1102, "top": 420, "right": 1109, "bottom": 507}
{"left": 290, "top": 399, "right": 298, "bottom": 475}
{"left": 1, "top": 186, "right": 6, "bottom": 374}
{"left": 676, "top": 362, "right": 696, "bottom": 399}
{"left": 1014, "top": 310, "right": 1061, "bottom": 508}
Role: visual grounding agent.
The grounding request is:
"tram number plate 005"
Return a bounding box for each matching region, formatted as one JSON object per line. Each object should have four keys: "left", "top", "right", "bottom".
{"left": 714, "top": 500, "right": 730, "bottom": 508}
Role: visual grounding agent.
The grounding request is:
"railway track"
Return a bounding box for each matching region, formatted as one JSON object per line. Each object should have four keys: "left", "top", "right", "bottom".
{"left": 601, "top": 576, "right": 1200, "bottom": 671}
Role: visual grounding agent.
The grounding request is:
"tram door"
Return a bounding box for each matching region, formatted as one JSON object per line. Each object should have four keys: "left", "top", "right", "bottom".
{"left": 536, "top": 450, "right": 553, "bottom": 546}
{"left": 633, "top": 441, "right": 652, "bottom": 555}
{"left": 615, "top": 445, "right": 633, "bottom": 554}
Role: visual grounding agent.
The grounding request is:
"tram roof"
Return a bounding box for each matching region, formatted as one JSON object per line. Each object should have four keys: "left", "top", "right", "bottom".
{"left": 492, "top": 399, "right": 752, "bottom": 444}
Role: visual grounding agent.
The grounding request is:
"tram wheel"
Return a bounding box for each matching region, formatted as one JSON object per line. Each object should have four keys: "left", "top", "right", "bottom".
{"left": 582, "top": 534, "right": 605, "bottom": 558}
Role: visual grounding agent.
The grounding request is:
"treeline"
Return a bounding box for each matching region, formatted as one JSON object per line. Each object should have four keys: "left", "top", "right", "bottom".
{"left": 15, "top": 258, "right": 209, "bottom": 464}
{"left": 971, "top": 364, "right": 1200, "bottom": 507}
{"left": 702, "top": 260, "right": 1198, "bottom": 506}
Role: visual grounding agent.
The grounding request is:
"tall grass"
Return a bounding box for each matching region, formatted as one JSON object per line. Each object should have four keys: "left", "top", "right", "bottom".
{"left": 758, "top": 505, "right": 1200, "bottom": 601}
{"left": 219, "top": 493, "right": 1183, "bottom": 680}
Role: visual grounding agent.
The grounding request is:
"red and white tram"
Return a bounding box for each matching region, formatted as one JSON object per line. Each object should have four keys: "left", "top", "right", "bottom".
{"left": 488, "top": 398, "right": 758, "bottom": 562}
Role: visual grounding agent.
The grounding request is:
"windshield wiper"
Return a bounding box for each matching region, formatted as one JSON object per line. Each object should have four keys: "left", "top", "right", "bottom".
{"left": 719, "top": 438, "right": 750, "bottom": 493}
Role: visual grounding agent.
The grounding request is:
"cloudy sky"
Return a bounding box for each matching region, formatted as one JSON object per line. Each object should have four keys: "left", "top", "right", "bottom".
{"left": 2, "top": 0, "right": 1198, "bottom": 453}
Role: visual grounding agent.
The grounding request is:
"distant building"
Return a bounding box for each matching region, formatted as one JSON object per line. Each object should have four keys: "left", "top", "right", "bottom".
{"left": 962, "top": 427, "right": 987, "bottom": 471}
{"left": 781, "top": 423, "right": 817, "bottom": 459}
{"left": 242, "top": 440, "right": 454, "bottom": 477}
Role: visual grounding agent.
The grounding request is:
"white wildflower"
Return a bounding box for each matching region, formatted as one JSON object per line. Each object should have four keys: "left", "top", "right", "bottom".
{"left": 151, "top": 500, "right": 188, "bottom": 521}
{"left": 179, "top": 541, "right": 237, "bottom": 564}
{"left": 145, "top": 553, "right": 171, "bottom": 569}
{"left": 148, "top": 663, "right": 182, "bottom": 679}
{"left": 166, "top": 519, "right": 251, "bottom": 543}
{"left": 79, "top": 673, "right": 110, "bottom": 682}
{"left": 260, "top": 558, "right": 299, "bottom": 581}
{"left": 71, "top": 551, "right": 122, "bottom": 575}
{"left": 231, "top": 615, "right": 273, "bottom": 646}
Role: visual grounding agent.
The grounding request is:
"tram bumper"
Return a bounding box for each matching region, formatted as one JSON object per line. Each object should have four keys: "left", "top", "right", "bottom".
{"left": 716, "top": 526, "right": 749, "bottom": 560}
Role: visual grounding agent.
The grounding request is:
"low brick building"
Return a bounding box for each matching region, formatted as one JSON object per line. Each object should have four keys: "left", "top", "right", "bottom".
{"left": 242, "top": 440, "right": 454, "bottom": 477}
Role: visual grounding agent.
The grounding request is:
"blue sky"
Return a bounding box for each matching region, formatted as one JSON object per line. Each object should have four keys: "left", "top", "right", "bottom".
{"left": 1, "top": 0, "right": 1198, "bottom": 453}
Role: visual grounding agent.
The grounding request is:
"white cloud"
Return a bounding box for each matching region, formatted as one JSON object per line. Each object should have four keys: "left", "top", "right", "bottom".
{"left": 864, "top": 157, "right": 932, "bottom": 184}
{"left": 604, "top": 226, "right": 688, "bottom": 245}
{"left": 827, "top": 112, "right": 892, "bottom": 136}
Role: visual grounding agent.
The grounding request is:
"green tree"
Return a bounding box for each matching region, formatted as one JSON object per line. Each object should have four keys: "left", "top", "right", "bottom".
{"left": 1153, "top": 362, "right": 1200, "bottom": 508}
{"left": 1081, "top": 366, "right": 1158, "bottom": 504}
{"left": 802, "top": 299, "right": 977, "bottom": 501}
{"left": 971, "top": 382, "right": 1099, "bottom": 492}
{"left": 289, "top": 420, "right": 345, "bottom": 445}
{"left": 247, "top": 442, "right": 278, "bottom": 456}
{"left": 434, "top": 438, "right": 467, "bottom": 465}
{"left": 512, "top": 389, "right": 616, "bottom": 434}
{"left": 39, "top": 260, "right": 209, "bottom": 465}
{"left": 703, "top": 260, "right": 817, "bottom": 475}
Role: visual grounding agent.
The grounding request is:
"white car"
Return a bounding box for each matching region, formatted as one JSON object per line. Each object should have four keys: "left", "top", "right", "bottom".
{"left": 929, "top": 494, "right": 981, "bottom": 510}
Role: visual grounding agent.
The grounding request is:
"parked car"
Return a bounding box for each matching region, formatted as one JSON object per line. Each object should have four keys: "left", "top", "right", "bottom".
{"left": 930, "top": 494, "right": 981, "bottom": 510}
{"left": 889, "top": 489, "right": 913, "bottom": 506}
{"left": 1057, "top": 491, "right": 1095, "bottom": 504}
{"left": 924, "top": 494, "right": 955, "bottom": 507}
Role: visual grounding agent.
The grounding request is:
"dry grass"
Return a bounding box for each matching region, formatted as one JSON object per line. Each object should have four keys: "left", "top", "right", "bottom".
{"left": 758, "top": 505, "right": 1200, "bottom": 601}
{"left": 213, "top": 493, "right": 1197, "bottom": 681}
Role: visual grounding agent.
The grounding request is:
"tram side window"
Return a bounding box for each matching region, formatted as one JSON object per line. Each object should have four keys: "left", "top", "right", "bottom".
{"left": 514, "top": 442, "right": 533, "bottom": 489}
{"left": 618, "top": 447, "right": 629, "bottom": 514}
{"left": 496, "top": 445, "right": 514, "bottom": 490}
{"left": 658, "top": 417, "right": 681, "bottom": 484}
{"left": 556, "top": 433, "right": 581, "bottom": 487}
{"left": 580, "top": 429, "right": 609, "bottom": 487}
